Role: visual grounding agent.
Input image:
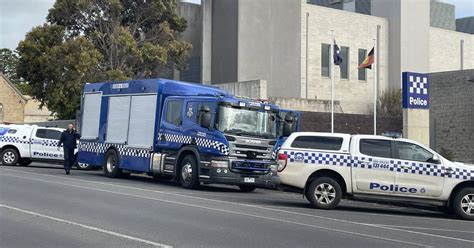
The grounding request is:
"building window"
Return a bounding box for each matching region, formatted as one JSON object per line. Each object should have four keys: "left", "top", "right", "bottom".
{"left": 0, "top": 104, "right": 3, "bottom": 123}
{"left": 321, "top": 43, "right": 331, "bottom": 77}
{"left": 358, "top": 49, "right": 367, "bottom": 81}
{"left": 341, "top": 46, "right": 349, "bottom": 79}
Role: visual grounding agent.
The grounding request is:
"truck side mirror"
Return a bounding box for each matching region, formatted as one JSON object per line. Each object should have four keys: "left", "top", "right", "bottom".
{"left": 283, "top": 113, "right": 295, "bottom": 137}
{"left": 199, "top": 105, "right": 212, "bottom": 129}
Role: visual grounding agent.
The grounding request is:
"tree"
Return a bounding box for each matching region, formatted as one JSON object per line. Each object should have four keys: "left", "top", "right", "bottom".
{"left": 0, "top": 48, "right": 30, "bottom": 94}
{"left": 17, "top": 0, "right": 192, "bottom": 118}
{"left": 377, "top": 88, "right": 402, "bottom": 117}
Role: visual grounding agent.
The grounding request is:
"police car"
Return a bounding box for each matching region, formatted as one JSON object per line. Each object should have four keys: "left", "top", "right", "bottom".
{"left": 0, "top": 124, "right": 90, "bottom": 169}
{"left": 277, "top": 132, "right": 474, "bottom": 220}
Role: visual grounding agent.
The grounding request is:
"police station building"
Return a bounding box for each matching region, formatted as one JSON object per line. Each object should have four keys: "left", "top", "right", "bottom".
{"left": 177, "top": 0, "right": 473, "bottom": 113}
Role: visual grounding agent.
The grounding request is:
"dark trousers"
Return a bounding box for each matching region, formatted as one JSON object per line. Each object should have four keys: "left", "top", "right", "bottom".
{"left": 63, "top": 148, "right": 75, "bottom": 172}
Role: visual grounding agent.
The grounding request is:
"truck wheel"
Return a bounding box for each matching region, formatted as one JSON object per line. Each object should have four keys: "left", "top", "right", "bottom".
{"left": 18, "top": 159, "right": 32, "bottom": 166}
{"left": 180, "top": 155, "right": 200, "bottom": 189}
{"left": 307, "top": 177, "right": 342, "bottom": 210}
{"left": 103, "top": 149, "right": 122, "bottom": 178}
{"left": 452, "top": 187, "right": 474, "bottom": 220}
{"left": 239, "top": 185, "right": 257, "bottom": 192}
{"left": 1, "top": 148, "right": 20, "bottom": 166}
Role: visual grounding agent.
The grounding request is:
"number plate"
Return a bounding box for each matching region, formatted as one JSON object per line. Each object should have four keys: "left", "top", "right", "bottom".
{"left": 244, "top": 177, "right": 255, "bottom": 183}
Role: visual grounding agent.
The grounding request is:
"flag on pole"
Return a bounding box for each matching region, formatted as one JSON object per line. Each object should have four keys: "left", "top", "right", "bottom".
{"left": 333, "top": 40, "right": 343, "bottom": 65}
{"left": 358, "top": 47, "right": 374, "bottom": 69}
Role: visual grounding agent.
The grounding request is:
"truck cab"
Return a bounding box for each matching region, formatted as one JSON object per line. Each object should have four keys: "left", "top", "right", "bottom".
{"left": 277, "top": 132, "right": 474, "bottom": 220}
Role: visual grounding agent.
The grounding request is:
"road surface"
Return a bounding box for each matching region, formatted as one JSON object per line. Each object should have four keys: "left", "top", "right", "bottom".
{"left": 1, "top": 163, "right": 473, "bottom": 248}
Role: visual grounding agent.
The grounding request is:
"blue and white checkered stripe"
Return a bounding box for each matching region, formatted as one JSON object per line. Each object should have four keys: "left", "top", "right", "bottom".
{"left": 78, "top": 141, "right": 151, "bottom": 158}
{"left": 283, "top": 150, "right": 474, "bottom": 180}
{"left": 284, "top": 151, "right": 353, "bottom": 167}
{"left": 1, "top": 136, "right": 59, "bottom": 147}
{"left": 159, "top": 133, "right": 229, "bottom": 156}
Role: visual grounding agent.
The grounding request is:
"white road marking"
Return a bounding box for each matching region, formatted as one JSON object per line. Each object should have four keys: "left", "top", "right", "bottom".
{"left": 3, "top": 169, "right": 474, "bottom": 244}
{"left": 0, "top": 204, "right": 172, "bottom": 248}
{"left": 376, "top": 224, "right": 474, "bottom": 234}
{"left": 0, "top": 172, "right": 428, "bottom": 247}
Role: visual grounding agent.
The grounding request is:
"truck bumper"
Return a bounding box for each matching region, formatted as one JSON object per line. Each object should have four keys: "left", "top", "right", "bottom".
{"left": 199, "top": 158, "right": 280, "bottom": 188}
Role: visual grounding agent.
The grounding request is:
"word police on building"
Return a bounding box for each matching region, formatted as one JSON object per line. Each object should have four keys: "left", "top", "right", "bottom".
{"left": 402, "top": 72, "right": 429, "bottom": 109}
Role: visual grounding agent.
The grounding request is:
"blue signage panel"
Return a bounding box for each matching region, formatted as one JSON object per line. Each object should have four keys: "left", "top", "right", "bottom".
{"left": 402, "top": 72, "right": 429, "bottom": 109}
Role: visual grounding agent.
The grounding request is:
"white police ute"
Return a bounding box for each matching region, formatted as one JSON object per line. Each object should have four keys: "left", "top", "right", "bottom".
{"left": 0, "top": 124, "right": 90, "bottom": 169}
{"left": 277, "top": 132, "right": 474, "bottom": 220}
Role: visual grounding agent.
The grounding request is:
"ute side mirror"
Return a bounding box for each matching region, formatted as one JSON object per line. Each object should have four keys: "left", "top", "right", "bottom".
{"left": 199, "top": 105, "right": 212, "bottom": 129}
{"left": 430, "top": 154, "right": 441, "bottom": 164}
{"left": 282, "top": 113, "right": 295, "bottom": 137}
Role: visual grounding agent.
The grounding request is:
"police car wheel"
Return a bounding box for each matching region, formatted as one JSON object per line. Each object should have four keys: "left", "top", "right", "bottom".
{"left": 239, "top": 185, "right": 257, "bottom": 192}
{"left": 453, "top": 187, "right": 474, "bottom": 220}
{"left": 1, "top": 148, "right": 20, "bottom": 166}
{"left": 76, "top": 163, "right": 93, "bottom": 170}
{"left": 103, "top": 149, "right": 122, "bottom": 178}
{"left": 180, "top": 155, "right": 200, "bottom": 189}
{"left": 307, "top": 177, "right": 342, "bottom": 210}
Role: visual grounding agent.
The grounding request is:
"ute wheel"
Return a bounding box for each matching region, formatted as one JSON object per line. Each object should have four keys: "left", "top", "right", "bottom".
{"left": 180, "top": 155, "right": 200, "bottom": 189}
{"left": 239, "top": 185, "right": 257, "bottom": 192}
{"left": 103, "top": 149, "right": 122, "bottom": 178}
{"left": 1, "top": 148, "right": 20, "bottom": 166}
{"left": 307, "top": 177, "right": 342, "bottom": 210}
{"left": 452, "top": 187, "right": 474, "bottom": 220}
{"left": 18, "top": 158, "right": 32, "bottom": 166}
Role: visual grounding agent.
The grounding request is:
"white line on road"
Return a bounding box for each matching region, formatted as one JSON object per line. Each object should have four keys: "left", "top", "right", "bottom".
{"left": 376, "top": 224, "right": 474, "bottom": 234}
{"left": 0, "top": 172, "right": 429, "bottom": 247}
{"left": 0, "top": 204, "right": 172, "bottom": 248}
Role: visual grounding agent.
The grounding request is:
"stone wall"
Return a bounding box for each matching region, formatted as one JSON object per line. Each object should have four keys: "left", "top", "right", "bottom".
{"left": 0, "top": 74, "right": 26, "bottom": 123}
{"left": 301, "top": 3, "right": 389, "bottom": 114}
{"left": 429, "top": 28, "right": 473, "bottom": 72}
{"left": 299, "top": 111, "right": 402, "bottom": 135}
{"left": 429, "top": 69, "right": 474, "bottom": 163}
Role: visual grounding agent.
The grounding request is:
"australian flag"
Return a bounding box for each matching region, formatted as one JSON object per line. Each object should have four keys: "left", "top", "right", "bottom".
{"left": 333, "top": 40, "right": 343, "bottom": 66}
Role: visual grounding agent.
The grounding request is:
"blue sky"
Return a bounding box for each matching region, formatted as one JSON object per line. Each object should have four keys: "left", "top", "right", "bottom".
{"left": 0, "top": 0, "right": 472, "bottom": 50}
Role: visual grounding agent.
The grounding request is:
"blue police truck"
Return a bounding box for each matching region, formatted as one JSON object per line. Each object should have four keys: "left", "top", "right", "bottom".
{"left": 77, "top": 78, "right": 298, "bottom": 191}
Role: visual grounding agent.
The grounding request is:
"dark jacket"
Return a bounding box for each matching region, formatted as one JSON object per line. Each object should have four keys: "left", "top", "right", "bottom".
{"left": 58, "top": 130, "right": 81, "bottom": 150}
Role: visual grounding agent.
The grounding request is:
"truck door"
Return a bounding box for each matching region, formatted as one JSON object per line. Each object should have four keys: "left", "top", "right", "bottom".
{"left": 158, "top": 98, "right": 184, "bottom": 150}
{"left": 352, "top": 138, "right": 396, "bottom": 195}
{"left": 393, "top": 141, "right": 444, "bottom": 197}
{"left": 31, "top": 128, "right": 63, "bottom": 160}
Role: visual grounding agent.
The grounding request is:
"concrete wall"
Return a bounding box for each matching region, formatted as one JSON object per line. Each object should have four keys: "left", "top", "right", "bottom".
{"left": 211, "top": 0, "right": 238, "bottom": 83}
{"left": 430, "top": 0, "right": 456, "bottom": 31}
{"left": 301, "top": 3, "right": 389, "bottom": 114}
{"left": 429, "top": 69, "right": 474, "bottom": 163}
{"left": 0, "top": 75, "right": 26, "bottom": 123}
{"left": 456, "top": 17, "right": 474, "bottom": 34}
{"left": 429, "top": 27, "right": 474, "bottom": 72}
{"left": 237, "top": 0, "right": 301, "bottom": 98}
{"left": 215, "top": 80, "right": 268, "bottom": 99}
{"left": 176, "top": 2, "right": 203, "bottom": 83}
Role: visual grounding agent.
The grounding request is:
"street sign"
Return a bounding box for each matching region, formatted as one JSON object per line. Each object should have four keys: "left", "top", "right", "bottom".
{"left": 402, "top": 72, "right": 429, "bottom": 109}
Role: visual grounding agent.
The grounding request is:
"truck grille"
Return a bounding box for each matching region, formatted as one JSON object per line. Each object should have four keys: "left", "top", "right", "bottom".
{"left": 227, "top": 136, "right": 274, "bottom": 160}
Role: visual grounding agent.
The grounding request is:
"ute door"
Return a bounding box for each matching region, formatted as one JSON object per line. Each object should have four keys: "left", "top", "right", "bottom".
{"left": 31, "top": 128, "right": 63, "bottom": 160}
{"left": 352, "top": 138, "right": 396, "bottom": 195}
{"left": 393, "top": 141, "right": 444, "bottom": 198}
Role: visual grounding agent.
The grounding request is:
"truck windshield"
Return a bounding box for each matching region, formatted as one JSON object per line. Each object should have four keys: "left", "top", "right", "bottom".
{"left": 217, "top": 106, "right": 277, "bottom": 139}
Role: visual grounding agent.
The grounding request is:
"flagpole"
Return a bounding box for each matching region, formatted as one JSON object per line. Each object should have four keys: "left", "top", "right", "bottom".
{"left": 373, "top": 37, "right": 377, "bottom": 135}
{"left": 330, "top": 30, "right": 335, "bottom": 133}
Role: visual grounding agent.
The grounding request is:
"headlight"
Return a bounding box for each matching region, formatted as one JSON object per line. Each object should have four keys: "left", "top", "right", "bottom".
{"left": 211, "top": 160, "right": 229, "bottom": 168}
{"left": 269, "top": 164, "right": 277, "bottom": 172}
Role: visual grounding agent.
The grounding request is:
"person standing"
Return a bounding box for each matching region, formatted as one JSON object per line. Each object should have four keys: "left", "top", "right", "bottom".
{"left": 58, "top": 123, "right": 81, "bottom": 174}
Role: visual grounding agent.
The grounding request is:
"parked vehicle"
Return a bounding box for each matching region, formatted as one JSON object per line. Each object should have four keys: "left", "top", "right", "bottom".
{"left": 77, "top": 78, "right": 299, "bottom": 191}
{"left": 277, "top": 132, "right": 474, "bottom": 220}
{"left": 0, "top": 124, "right": 91, "bottom": 169}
